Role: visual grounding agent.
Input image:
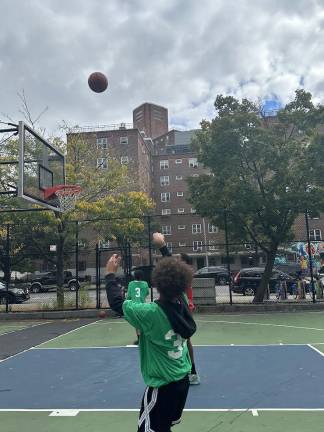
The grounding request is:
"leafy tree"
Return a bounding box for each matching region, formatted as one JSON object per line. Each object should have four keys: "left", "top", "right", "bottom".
{"left": 0, "top": 124, "right": 154, "bottom": 307}
{"left": 188, "top": 90, "right": 324, "bottom": 303}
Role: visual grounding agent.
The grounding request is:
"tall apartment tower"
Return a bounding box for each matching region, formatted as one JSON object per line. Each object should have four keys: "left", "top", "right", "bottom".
{"left": 133, "top": 103, "right": 168, "bottom": 139}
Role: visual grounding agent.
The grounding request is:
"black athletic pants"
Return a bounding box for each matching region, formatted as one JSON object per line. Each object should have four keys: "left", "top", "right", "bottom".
{"left": 137, "top": 375, "right": 189, "bottom": 432}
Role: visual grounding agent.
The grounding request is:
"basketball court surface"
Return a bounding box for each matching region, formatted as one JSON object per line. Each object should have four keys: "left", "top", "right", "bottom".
{"left": 1, "top": 311, "right": 324, "bottom": 431}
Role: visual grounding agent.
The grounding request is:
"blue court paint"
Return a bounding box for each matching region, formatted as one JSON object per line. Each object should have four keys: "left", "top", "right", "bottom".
{"left": 0, "top": 346, "right": 323, "bottom": 409}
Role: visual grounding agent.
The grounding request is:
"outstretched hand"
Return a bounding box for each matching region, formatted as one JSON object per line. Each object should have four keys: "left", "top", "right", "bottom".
{"left": 106, "top": 254, "right": 121, "bottom": 274}
{"left": 153, "top": 232, "right": 166, "bottom": 248}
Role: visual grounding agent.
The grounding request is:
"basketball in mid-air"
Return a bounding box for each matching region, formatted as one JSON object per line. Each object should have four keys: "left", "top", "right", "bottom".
{"left": 88, "top": 72, "right": 108, "bottom": 93}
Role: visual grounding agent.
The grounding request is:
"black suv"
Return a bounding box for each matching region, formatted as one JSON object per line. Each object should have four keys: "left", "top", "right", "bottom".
{"left": 232, "top": 267, "right": 295, "bottom": 296}
{"left": 194, "top": 266, "right": 230, "bottom": 285}
{"left": 0, "top": 281, "right": 30, "bottom": 304}
{"left": 29, "top": 271, "right": 80, "bottom": 293}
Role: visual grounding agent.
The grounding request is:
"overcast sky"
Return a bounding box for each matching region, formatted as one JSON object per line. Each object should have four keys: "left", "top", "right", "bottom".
{"left": 1, "top": 0, "right": 324, "bottom": 138}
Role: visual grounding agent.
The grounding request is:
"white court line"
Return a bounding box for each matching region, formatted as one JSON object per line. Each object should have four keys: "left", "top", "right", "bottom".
{"left": 251, "top": 409, "right": 259, "bottom": 416}
{"left": 0, "top": 321, "right": 52, "bottom": 337}
{"left": 193, "top": 343, "right": 323, "bottom": 347}
{"left": 49, "top": 409, "right": 79, "bottom": 417}
{"left": 35, "top": 320, "right": 101, "bottom": 348}
{"left": 197, "top": 310, "right": 324, "bottom": 317}
{"left": 30, "top": 343, "right": 324, "bottom": 350}
{"left": 1, "top": 408, "right": 324, "bottom": 413}
{"left": 307, "top": 344, "right": 324, "bottom": 357}
{"left": 33, "top": 346, "right": 133, "bottom": 350}
{"left": 0, "top": 320, "right": 100, "bottom": 363}
{"left": 195, "top": 319, "right": 324, "bottom": 332}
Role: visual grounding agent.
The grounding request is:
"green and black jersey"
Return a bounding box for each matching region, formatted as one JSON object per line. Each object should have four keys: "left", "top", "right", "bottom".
{"left": 106, "top": 274, "right": 195, "bottom": 388}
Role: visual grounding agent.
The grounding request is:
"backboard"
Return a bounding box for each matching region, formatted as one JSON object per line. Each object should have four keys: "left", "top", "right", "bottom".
{"left": 18, "top": 121, "right": 65, "bottom": 212}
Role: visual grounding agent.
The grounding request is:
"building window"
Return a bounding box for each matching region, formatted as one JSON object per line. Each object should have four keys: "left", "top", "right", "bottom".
{"left": 309, "top": 211, "right": 320, "bottom": 220}
{"left": 309, "top": 229, "right": 322, "bottom": 241}
{"left": 193, "top": 240, "right": 203, "bottom": 252}
{"left": 96, "top": 137, "right": 108, "bottom": 149}
{"left": 161, "top": 192, "right": 170, "bottom": 202}
{"left": 208, "top": 240, "right": 218, "bottom": 251}
{"left": 178, "top": 225, "right": 186, "bottom": 230}
{"left": 208, "top": 224, "right": 218, "bottom": 233}
{"left": 177, "top": 192, "right": 184, "bottom": 197}
{"left": 189, "top": 158, "right": 198, "bottom": 168}
{"left": 191, "top": 208, "right": 196, "bottom": 214}
{"left": 177, "top": 208, "right": 185, "bottom": 214}
{"left": 162, "top": 208, "right": 171, "bottom": 215}
{"left": 176, "top": 175, "right": 183, "bottom": 180}
{"left": 160, "top": 160, "right": 169, "bottom": 169}
{"left": 97, "top": 158, "right": 108, "bottom": 169}
{"left": 160, "top": 176, "right": 170, "bottom": 186}
{"left": 166, "top": 242, "right": 173, "bottom": 252}
{"left": 192, "top": 224, "right": 202, "bottom": 234}
{"left": 99, "top": 239, "right": 110, "bottom": 248}
{"left": 120, "top": 156, "right": 129, "bottom": 164}
{"left": 179, "top": 241, "right": 186, "bottom": 247}
{"left": 120, "top": 136, "right": 128, "bottom": 145}
{"left": 161, "top": 225, "right": 172, "bottom": 235}
{"left": 175, "top": 159, "right": 182, "bottom": 164}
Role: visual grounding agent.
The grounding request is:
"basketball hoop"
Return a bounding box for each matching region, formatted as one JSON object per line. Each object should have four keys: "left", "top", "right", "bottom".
{"left": 44, "top": 185, "right": 81, "bottom": 212}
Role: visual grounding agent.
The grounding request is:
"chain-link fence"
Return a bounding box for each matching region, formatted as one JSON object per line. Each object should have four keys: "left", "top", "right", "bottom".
{"left": 0, "top": 211, "right": 323, "bottom": 313}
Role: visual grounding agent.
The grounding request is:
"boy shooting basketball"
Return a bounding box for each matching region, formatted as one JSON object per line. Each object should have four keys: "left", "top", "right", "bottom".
{"left": 106, "top": 254, "right": 196, "bottom": 432}
{"left": 152, "top": 232, "right": 200, "bottom": 385}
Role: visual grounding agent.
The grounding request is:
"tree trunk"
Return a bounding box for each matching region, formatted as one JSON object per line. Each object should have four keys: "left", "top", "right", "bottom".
{"left": 56, "top": 217, "right": 65, "bottom": 309}
{"left": 253, "top": 246, "right": 278, "bottom": 303}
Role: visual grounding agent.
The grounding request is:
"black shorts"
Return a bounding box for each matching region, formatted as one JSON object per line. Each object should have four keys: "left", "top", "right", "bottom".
{"left": 137, "top": 375, "right": 189, "bottom": 432}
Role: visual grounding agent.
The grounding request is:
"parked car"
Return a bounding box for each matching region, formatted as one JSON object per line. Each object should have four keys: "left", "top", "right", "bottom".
{"left": 29, "top": 271, "right": 80, "bottom": 293}
{"left": 274, "top": 263, "right": 301, "bottom": 276}
{"left": 194, "top": 266, "right": 230, "bottom": 285}
{"left": 232, "top": 267, "right": 296, "bottom": 296}
{"left": 0, "top": 281, "right": 30, "bottom": 304}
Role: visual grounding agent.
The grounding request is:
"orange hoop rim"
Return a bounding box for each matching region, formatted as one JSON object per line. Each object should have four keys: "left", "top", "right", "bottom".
{"left": 44, "top": 185, "right": 81, "bottom": 200}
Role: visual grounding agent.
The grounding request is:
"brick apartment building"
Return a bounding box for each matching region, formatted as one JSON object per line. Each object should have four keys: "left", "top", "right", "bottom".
{"left": 66, "top": 103, "right": 324, "bottom": 278}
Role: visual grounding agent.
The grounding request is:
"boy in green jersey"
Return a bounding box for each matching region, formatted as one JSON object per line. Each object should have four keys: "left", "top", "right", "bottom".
{"left": 106, "top": 254, "right": 196, "bottom": 432}
{"left": 127, "top": 270, "right": 149, "bottom": 344}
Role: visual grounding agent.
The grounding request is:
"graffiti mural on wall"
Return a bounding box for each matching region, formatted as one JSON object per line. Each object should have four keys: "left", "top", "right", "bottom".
{"left": 287, "top": 242, "right": 324, "bottom": 270}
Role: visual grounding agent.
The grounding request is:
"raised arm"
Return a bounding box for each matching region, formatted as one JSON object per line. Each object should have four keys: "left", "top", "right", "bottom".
{"left": 105, "top": 254, "right": 124, "bottom": 316}
{"left": 153, "top": 232, "right": 172, "bottom": 257}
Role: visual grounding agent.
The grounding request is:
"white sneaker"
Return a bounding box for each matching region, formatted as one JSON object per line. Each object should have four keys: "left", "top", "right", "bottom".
{"left": 189, "top": 373, "right": 200, "bottom": 385}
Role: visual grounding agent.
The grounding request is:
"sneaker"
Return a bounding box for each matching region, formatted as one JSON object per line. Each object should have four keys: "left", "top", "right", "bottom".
{"left": 189, "top": 373, "right": 200, "bottom": 385}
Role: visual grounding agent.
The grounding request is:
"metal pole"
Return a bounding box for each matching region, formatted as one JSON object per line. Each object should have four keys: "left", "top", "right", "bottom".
{"left": 5, "top": 224, "right": 10, "bottom": 313}
{"left": 224, "top": 210, "right": 233, "bottom": 306}
{"left": 95, "top": 243, "right": 100, "bottom": 309}
{"left": 202, "top": 217, "right": 209, "bottom": 267}
{"left": 147, "top": 215, "right": 153, "bottom": 302}
{"left": 305, "top": 210, "right": 316, "bottom": 303}
{"left": 75, "top": 221, "right": 79, "bottom": 310}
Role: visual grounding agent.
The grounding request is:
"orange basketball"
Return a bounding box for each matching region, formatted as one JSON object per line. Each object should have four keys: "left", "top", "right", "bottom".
{"left": 98, "top": 310, "right": 107, "bottom": 319}
{"left": 88, "top": 72, "right": 108, "bottom": 93}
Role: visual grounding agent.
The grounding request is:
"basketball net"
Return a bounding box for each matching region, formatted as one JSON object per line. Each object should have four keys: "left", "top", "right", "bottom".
{"left": 51, "top": 185, "right": 81, "bottom": 212}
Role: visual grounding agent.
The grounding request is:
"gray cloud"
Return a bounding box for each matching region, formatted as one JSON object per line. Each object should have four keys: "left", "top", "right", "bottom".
{"left": 1, "top": 0, "right": 324, "bottom": 137}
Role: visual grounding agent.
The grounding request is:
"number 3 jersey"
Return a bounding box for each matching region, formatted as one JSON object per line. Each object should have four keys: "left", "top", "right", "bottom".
{"left": 123, "top": 299, "right": 195, "bottom": 387}
{"left": 126, "top": 280, "right": 149, "bottom": 303}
